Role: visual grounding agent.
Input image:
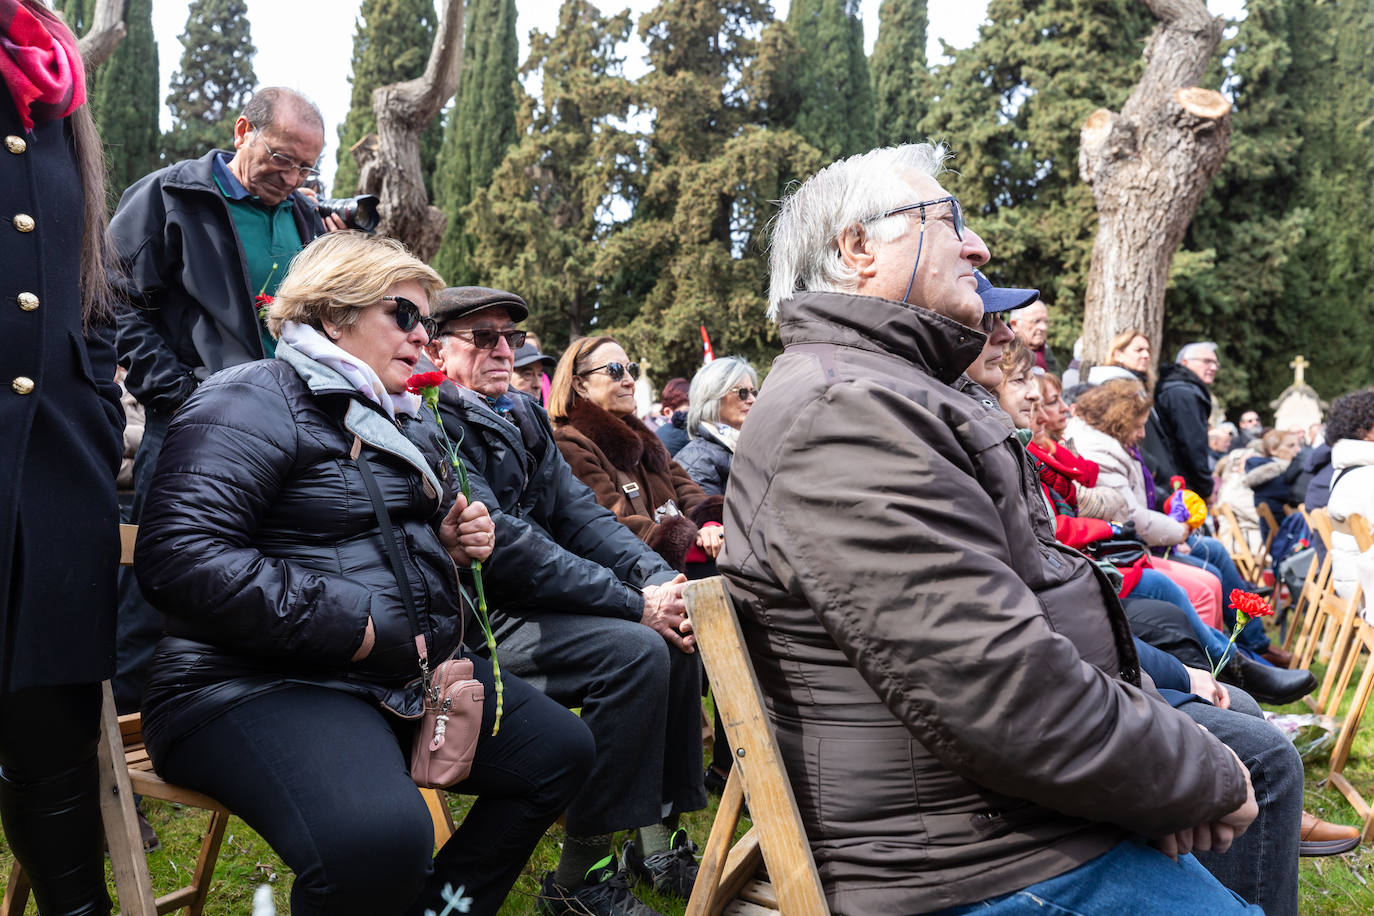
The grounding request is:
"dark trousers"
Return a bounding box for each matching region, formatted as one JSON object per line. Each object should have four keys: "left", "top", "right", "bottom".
{"left": 0, "top": 683, "right": 111, "bottom": 916}
{"left": 490, "top": 611, "right": 706, "bottom": 835}
{"left": 113, "top": 411, "right": 169, "bottom": 714}
{"left": 156, "top": 656, "right": 593, "bottom": 916}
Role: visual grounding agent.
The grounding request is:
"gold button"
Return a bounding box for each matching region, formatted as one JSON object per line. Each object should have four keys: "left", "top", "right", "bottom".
{"left": 13, "top": 214, "right": 34, "bottom": 233}
{"left": 5, "top": 135, "right": 25, "bottom": 154}
{"left": 11, "top": 376, "right": 34, "bottom": 395}
{"left": 17, "top": 292, "right": 38, "bottom": 311}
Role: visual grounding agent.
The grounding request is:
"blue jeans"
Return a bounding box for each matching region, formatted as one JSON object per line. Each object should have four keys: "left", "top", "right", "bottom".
{"left": 1186, "top": 689, "right": 1301, "bottom": 916}
{"left": 930, "top": 837, "right": 1262, "bottom": 914}
{"left": 1130, "top": 569, "right": 1240, "bottom": 667}
{"left": 1172, "top": 534, "right": 1270, "bottom": 652}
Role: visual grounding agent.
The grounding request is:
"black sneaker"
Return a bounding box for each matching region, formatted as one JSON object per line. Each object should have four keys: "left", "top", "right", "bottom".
{"left": 536, "top": 858, "right": 666, "bottom": 916}
{"left": 621, "top": 828, "right": 699, "bottom": 900}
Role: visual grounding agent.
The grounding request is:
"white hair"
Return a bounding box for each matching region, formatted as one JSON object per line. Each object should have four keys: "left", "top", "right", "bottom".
{"left": 1176, "top": 341, "right": 1218, "bottom": 363}
{"left": 767, "top": 143, "right": 951, "bottom": 320}
{"left": 1008, "top": 302, "right": 1047, "bottom": 322}
{"left": 687, "top": 357, "right": 757, "bottom": 435}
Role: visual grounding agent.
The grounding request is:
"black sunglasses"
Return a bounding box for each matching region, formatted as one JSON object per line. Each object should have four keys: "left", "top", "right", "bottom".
{"left": 579, "top": 361, "right": 640, "bottom": 382}
{"left": 381, "top": 296, "right": 437, "bottom": 340}
{"left": 443, "top": 327, "right": 527, "bottom": 350}
{"left": 981, "top": 311, "right": 1008, "bottom": 333}
{"left": 733, "top": 386, "right": 758, "bottom": 401}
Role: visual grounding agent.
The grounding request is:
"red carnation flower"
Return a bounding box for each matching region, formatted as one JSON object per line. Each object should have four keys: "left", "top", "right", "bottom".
{"left": 255, "top": 293, "right": 274, "bottom": 322}
{"left": 1229, "top": 588, "right": 1273, "bottom": 620}
{"left": 405, "top": 371, "right": 448, "bottom": 394}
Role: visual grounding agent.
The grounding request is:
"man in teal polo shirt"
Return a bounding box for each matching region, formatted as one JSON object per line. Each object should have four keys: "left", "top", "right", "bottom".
{"left": 110, "top": 87, "right": 344, "bottom": 726}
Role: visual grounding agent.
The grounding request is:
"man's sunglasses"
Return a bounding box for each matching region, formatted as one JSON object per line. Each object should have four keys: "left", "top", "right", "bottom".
{"left": 579, "top": 361, "right": 640, "bottom": 382}
{"left": 441, "top": 328, "right": 527, "bottom": 350}
{"left": 381, "top": 296, "right": 438, "bottom": 340}
{"left": 981, "top": 311, "right": 1008, "bottom": 333}
{"left": 733, "top": 386, "right": 758, "bottom": 401}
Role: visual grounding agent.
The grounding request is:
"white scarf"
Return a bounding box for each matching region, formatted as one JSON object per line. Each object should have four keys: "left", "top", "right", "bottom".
{"left": 278, "top": 321, "right": 421, "bottom": 419}
{"left": 702, "top": 421, "right": 741, "bottom": 452}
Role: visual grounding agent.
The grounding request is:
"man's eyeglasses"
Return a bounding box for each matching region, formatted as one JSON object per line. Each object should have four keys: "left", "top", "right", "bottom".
{"left": 442, "top": 328, "right": 526, "bottom": 350}
{"left": 733, "top": 386, "right": 758, "bottom": 402}
{"left": 981, "top": 312, "right": 1007, "bottom": 333}
{"left": 381, "top": 296, "right": 437, "bottom": 340}
{"left": 579, "top": 361, "right": 640, "bottom": 382}
{"left": 865, "top": 196, "right": 965, "bottom": 241}
{"left": 250, "top": 125, "right": 322, "bottom": 180}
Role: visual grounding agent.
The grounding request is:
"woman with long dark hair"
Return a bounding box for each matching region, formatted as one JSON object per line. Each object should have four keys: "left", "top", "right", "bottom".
{"left": 0, "top": 4, "right": 123, "bottom": 913}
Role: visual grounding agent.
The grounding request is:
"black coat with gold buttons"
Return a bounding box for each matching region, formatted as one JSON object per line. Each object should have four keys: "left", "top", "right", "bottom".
{"left": 0, "top": 92, "right": 124, "bottom": 692}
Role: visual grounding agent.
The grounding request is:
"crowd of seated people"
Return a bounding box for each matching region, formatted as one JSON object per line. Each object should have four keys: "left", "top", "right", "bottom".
{"left": 29, "top": 134, "right": 1374, "bottom": 916}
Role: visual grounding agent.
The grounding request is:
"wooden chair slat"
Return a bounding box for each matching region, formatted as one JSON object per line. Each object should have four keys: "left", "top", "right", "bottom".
{"left": 683, "top": 578, "right": 829, "bottom": 916}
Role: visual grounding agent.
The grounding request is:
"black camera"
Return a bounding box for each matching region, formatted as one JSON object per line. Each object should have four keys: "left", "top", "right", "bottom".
{"left": 315, "top": 194, "right": 381, "bottom": 233}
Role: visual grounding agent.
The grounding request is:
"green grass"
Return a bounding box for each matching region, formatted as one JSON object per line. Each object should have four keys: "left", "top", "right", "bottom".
{"left": 5, "top": 639, "right": 1374, "bottom": 914}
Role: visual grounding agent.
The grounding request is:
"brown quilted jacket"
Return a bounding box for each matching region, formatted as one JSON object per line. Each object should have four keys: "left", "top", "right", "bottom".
{"left": 719, "top": 290, "right": 1248, "bottom": 914}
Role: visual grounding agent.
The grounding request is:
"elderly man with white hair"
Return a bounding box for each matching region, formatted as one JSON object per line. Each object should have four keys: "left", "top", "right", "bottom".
{"left": 1008, "top": 300, "right": 1060, "bottom": 374}
{"left": 718, "top": 144, "right": 1267, "bottom": 914}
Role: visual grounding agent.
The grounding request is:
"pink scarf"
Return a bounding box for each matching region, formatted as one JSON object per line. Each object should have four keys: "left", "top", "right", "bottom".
{"left": 0, "top": 0, "right": 84, "bottom": 130}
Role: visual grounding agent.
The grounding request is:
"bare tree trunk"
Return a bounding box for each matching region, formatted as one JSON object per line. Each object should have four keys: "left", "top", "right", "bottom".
{"left": 351, "top": 0, "right": 464, "bottom": 262}
{"left": 1078, "top": 0, "right": 1231, "bottom": 371}
{"left": 78, "top": 0, "right": 127, "bottom": 69}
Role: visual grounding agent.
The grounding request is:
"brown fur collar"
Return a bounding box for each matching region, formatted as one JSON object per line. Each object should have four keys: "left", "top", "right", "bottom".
{"left": 565, "top": 398, "right": 669, "bottom": 475}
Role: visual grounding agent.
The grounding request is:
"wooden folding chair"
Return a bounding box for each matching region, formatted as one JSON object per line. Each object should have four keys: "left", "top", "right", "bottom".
{"left": 682, "top": 577, "right": 829, "bottom": 916}
{"left": 1284, "top": 508, "right": 1332, "bottom": 654}
{"left": 1215, "top": 503, "right": 1269, "bottom": 586}
{"left": 1323, "top": 515, "right": 1374, "bottom": 841}
{"left": 1293, "top": 510, "right": 1357, "bottom": 673}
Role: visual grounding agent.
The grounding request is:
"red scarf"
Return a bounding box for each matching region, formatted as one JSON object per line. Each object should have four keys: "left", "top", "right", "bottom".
{"left": 0, "top": 0, "right": 84, "bottom": 130}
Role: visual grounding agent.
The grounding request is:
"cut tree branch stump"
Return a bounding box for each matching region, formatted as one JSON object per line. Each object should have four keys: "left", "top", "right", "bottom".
{"left": 77, "top": 0, "right": 127, "bottom": 70}
{"left": 1078, "top": 0, "right": 1231, "bottom": 371}
{"left": 350, "top": 0, "right": 465, "bottom": 262}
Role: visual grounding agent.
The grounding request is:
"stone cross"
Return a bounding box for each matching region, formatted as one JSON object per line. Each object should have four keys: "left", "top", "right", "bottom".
{"left": 1290, "top": 355, "right": 1309, "bottom": 387}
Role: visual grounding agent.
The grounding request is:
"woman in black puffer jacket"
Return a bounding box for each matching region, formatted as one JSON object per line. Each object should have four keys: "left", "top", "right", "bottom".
{"left": 135, "top": 233, "right": 592, "bottom": 916}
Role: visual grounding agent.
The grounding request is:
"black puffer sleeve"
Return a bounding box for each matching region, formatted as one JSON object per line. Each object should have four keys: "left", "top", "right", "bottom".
{"left": 134, "top": 367, "right": 373, "bottom": 663}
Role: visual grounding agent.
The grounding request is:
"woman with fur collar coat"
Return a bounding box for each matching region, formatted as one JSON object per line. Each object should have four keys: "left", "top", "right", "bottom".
{"left": 550, "top": 337, "right": 723, "bottom": 572}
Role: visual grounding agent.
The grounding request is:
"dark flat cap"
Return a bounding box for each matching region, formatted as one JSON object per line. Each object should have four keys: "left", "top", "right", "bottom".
{"left": 431, "top": 286, "right": 529, "bottom": 325}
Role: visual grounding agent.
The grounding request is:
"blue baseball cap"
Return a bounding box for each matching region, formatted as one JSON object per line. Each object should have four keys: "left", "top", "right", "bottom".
{"left": 975, "top": 270, "right": 1039, "bottom": 313}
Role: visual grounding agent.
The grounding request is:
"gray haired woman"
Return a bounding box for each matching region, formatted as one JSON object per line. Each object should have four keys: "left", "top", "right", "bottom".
{"left": 674, "top": 357, "right": 758, "bottom": 496}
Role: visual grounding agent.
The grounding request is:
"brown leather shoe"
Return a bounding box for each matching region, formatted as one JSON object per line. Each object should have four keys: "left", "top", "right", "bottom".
{"left": 1299, "top": 811, "right": 1361, "bottom": 856}
{"left": 1262, "top": 644, "right": 1295, "bottom": 668}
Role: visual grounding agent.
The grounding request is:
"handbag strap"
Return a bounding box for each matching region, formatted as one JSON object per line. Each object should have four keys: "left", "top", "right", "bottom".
{"left": 355, "top": 448, "right": 431, "bottom": 667}
{"left": 613, "top": 465, "right": 654, "bottom": 518}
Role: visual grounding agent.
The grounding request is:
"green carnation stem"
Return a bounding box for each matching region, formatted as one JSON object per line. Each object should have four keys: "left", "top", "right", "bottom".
{"left": 425, "top": 395, "right": 503, "bottom": 735}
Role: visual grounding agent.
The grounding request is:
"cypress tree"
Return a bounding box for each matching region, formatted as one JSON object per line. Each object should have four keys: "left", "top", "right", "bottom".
{"left": 787, "top": 0, "right": 875, "bottom": 159}
{"left": 464, "top": 0, "right": 640, "bottom": 344}
{"left": 334, "top": 0, "right": 439, "bottom": 197}
{"left": 603, "top": 0, "right": 827, "bottom": 381}
{"left": 431, "top": 0, "right": 519, "bottom": 286}
{"left": 52, "top": 0, "right": 92, "bottom": 36}
{"left": 870, "top": 0, "right": 930, "bottom": 146}
{"left": 1175, "top": 0, "right": 1374, "bottom": 409}
{"left": 163, "top": 0, "right": 257, "bottom": 163}
{"left": 91, "top": 0, "right": 160, "bottom": 200}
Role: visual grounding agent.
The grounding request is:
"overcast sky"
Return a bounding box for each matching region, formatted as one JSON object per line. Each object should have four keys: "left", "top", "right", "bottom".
{"left": 148, "top": 0, "right": 1242, "bottom": 193}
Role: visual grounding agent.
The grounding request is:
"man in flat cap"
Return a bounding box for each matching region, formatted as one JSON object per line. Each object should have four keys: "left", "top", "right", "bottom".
{"left": 424, "top": 287, "right": 704, "bottom": 916}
